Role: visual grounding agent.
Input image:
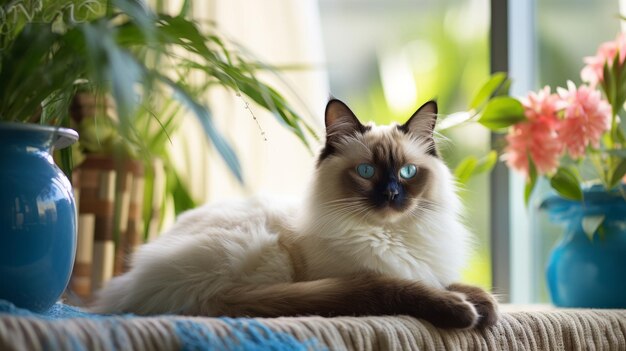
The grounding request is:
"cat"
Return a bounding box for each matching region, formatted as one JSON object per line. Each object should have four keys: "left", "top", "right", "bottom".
{"left": 91, "top": 99, "right": 499, "bottom": 329}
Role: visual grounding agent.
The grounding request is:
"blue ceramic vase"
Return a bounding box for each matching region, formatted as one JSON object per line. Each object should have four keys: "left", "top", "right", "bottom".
{"left": 0, "top": 122, "right": 78, "bottom": 312}
{"left": 544, "top": 184, "right": 626, "bottom": 308}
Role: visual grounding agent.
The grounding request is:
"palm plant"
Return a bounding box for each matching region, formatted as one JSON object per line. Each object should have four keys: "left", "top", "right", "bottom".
{"left": 1, "top": 0, "right": 318, "bottom": 282}
{"left": 0, "top": 0, "right": 315, "bottom": 180}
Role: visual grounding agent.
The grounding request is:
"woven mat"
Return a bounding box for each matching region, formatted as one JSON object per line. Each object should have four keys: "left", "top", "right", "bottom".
{"left": 1, "top": 301, "right": 625, "bottom": 350}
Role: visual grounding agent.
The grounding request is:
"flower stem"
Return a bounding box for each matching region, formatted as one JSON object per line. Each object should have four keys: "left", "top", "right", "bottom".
{"left": 611, "top": 112, "right": 619, "bottom": 146}
{"left": 590, "top": 152, "right": 609, "bottom": 189}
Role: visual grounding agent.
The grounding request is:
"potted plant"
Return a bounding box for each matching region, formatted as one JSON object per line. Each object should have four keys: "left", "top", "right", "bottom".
{"left": 0, "top": 0, "right": 313, "bottom": 311}
{"left": 464, "top": 33, "right": 626, "bottom": 308}
{"left": 0, "top": 3, "right": 85, "bottom": 312}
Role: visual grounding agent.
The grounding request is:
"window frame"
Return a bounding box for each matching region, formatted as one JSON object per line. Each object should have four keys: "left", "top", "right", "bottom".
{"left": 489, "top": 0, "right": 536, "bottom": 303}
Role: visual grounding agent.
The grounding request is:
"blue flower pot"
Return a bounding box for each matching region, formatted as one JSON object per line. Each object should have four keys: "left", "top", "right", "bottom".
{"left": 544, "top": 185, "right": 626, "bottom": 308}
{"left": 0, "top": 122, "right": 78, "bottom": 312}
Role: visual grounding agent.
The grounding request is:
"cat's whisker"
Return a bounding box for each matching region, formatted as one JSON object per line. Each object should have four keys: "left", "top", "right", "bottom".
{"left": 319, "top": 197, "right": 369, "bottom": 204}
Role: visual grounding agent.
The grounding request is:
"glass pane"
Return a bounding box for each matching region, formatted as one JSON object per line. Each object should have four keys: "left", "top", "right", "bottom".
{"left": 318, "top": 0, "right": 492, "bottom": 288}
{"left": 537, "top": 1, "right": 620, "bottom": 88}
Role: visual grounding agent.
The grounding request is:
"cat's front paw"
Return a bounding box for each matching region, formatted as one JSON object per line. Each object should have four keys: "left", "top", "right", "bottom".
{"left": 416, "top": 291, "right": 479, "bottom": 330}
{"left": 448, "top": 283, "right": 499, "bottom": 328}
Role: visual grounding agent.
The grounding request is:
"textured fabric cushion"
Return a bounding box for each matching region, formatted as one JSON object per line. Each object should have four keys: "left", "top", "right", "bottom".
{"left": 1, "top": 301, "right": 625, "bottom": 350}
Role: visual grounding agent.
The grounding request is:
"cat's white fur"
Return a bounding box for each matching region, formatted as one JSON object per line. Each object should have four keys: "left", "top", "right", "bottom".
{"left": 92, "top": 121, "right": 471, "bottom": 316}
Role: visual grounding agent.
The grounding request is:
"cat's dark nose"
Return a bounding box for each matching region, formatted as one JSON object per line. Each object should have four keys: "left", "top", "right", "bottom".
{"left": 385, "top": 189, "right": 399, "bottom": 201}
{"left": 384, "top": 183, "right": 400, "bottom": 201}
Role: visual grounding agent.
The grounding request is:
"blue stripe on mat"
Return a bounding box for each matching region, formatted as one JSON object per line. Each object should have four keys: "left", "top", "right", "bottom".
{"left": 0, "top": 300, "right": 326, "bottom": 351}
{"left": 174, "top": 318, "right": 325, "bottom": 351}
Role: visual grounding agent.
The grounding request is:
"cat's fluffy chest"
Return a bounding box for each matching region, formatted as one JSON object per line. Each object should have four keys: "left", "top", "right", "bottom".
{"left": 301, "top": 221, "right": 445, "bottom": 288}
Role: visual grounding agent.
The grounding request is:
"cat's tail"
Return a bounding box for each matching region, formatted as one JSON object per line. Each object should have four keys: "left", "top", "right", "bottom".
{"left": 210, "top": 274, "right": 481, "bottom": 329}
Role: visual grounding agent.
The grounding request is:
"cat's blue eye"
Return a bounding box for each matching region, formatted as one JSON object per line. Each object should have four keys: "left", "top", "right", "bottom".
{"left": 399, "top": 164, "right": 417, "bottom": 179}
{"left": 356, "top": 163, "right": 375, "bottom": 179}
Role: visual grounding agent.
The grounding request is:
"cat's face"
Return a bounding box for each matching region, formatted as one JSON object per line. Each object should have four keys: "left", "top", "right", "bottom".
{"left": 314, "top": 99, "right": 445, "bottom": 224}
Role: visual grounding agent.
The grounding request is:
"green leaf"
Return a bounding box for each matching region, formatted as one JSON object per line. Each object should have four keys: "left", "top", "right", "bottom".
{"left": 80, "top": 22, "right": 143, "bottom": 122}
{"left": 157, "top": 15, "right": 218, "bottom": 59}
{"left": 477, "top": 96, "right": 526, "bottom": 130}
{"left": 168, "top": 169, "right": 197, "bottom": 214}
{"left": 58, "top": 147, "right": 74, "bottom": 181}
{"left": 602, "top": 60, "right": 617, "bottom": 109}
{"left": 178, "top": 0, "right": 191, "bottom": 16}
{"left": 606, "top": 149, "right": 626, "bottom": 157}
{"left": 609, "top": 159, "right": 626, "bottom": 188}
{"left": 453, "top": 151, "right": 498, "bottom": 185}
{"left": 142, "top": 162, "right": 156, "bottom": 241}
{"left": 454, "top": 156, "right": 478, "bottom": 184}
{"left": 611, "top": 53, "right": 626, "bottom": 116}
{"left": 524, "top": 179, "right": 537, "bottom": 207}
{"left": 158, "top": 74, "right": 243, "bottom": 182}
{"left": 616, "top": 124, "right": 626, "bottom": 144}
{"left": 494, "top": 78, "right": 512, "bottom": 97}
{"left": 550, "top": 167, "right": 583, "bottom": 201}
{"left": 112, "top": 0, "right": 157, "bottom": 45}
{"left": 469, "top": 72, "right": 508, "bottom": 110}
{"left": 582, "top": 215, "right": 605, "bottom": 242}
{"left": 525, "top": 159, "right": 538, "bottom": 206}
{"left": 474, "top": 150, "right": 498, "bottom": 174}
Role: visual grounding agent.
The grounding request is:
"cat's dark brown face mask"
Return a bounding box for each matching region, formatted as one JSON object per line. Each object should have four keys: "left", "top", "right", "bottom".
{"left": 315, "top": 99, "right": 440, "bottom": 219}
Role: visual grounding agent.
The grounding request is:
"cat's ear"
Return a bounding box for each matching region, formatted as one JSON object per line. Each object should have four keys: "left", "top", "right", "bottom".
{"left": 399, "top": 101, "right": 438, "bottom": 156}
{"left": 318, "top": 99, "right": 368, "bottom": 165}
{"left": 324, "top": 99, "right": 367, "bottom": 138}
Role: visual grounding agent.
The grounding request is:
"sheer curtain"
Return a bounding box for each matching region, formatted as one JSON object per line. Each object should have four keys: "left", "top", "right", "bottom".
{"left": 166, "top": 0, "right": 329, "bottom": 207}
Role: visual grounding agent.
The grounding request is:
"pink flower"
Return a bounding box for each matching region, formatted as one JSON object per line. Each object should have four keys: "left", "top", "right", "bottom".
{"left": 581, "top": 33, "right": 626, "bottom": 87}
{"left": 505, "top": 122, "right": 562, "bottom": 176}
{"left": 557, "top": 81, "right": 611, "bottom": 159}
{"left": 504, "top": 87, "right": 563, "bottom": 176}
{"left": 521, "top": 86, "right": 563, "bottom": 124}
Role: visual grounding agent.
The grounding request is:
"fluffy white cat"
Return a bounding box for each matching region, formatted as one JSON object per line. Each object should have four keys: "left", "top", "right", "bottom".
{"left": 92, "top": 99, "right": 498, "bottom": 329}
